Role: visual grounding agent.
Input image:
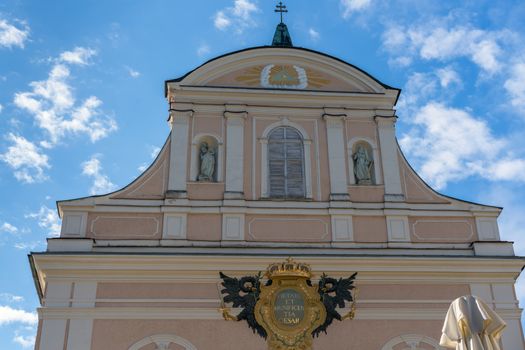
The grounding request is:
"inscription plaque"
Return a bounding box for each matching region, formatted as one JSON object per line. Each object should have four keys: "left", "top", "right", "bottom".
{"left": 274, "top": 288, "right": 305, "bottom": 327}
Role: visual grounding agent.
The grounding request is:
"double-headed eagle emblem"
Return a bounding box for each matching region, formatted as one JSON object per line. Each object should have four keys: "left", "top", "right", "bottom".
{"left": 219, "top": 258, "right": 357, "bottom": 350}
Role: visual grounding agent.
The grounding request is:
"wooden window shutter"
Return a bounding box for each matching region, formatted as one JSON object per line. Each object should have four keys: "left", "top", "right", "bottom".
{"left": 268, "top": 127, "right": 305, "bottom": 199}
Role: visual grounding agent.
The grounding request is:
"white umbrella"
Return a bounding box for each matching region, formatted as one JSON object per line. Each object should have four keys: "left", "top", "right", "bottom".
{"left": 440, "top": 295, "right": 506, "bottom": 350}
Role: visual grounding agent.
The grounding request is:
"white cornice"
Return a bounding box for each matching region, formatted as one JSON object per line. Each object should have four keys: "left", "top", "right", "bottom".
{"left": 32, "top": 254, "right": 524, "bottom": 280}
{"left": 58, "top": 198, "right": 501, "bottom": 217}
{"left": 37, "top": 305, "right": 523, "bottom": 321}
{"left": 170, "top": 87, "right": 397, "bottom": 110}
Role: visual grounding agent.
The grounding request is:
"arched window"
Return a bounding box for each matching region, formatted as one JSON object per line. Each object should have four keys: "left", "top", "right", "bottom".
{"left": 128, "top": 334, "right": 197, "bottom": 350}
{"left": 268, "top": 126, "right": 305, "bottom": 199}
{"left": 381, "top": 334, "right": 442, "bottom": 350}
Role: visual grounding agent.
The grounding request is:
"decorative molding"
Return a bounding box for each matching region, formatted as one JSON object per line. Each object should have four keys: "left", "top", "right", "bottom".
{"left": 90, "top": 216, "right": 160, "bottom": 238}
{"left": 247, "top": 217, "right": 329, "bottom": 241}
{"left": 261, "top": 118, "right": 311, "bottom": 140}
{"left": 39, "top": 306, "right": 522, "bottom": 321}
{"left": 169, "top": 109, "right": 194, "bottom": 125}
{"left": 163, "top": 213, "right": 187, "bottom": 239}
{"left": 374, "top": 115, "right": 397, "bottom": 127}
{"left": 331, "top": 215, "right": 353, "bottom": 241}
{"left": 475, "top": 217, "right": 500, "bottom": 241}
{"left": 224, "top": 110, "right": 247, "bottom": 124}
{"left": 61, "top": 211, "right": 87, "bottom": 237}
{"left": 32, "top": 255, "right": 525, "bottom": 290}
{"left": 412, "top": 220, "right": 473, "bottom": 242}
{"left": 222, "top": 214, "right": 245, "bottom": 240}
{"left": 386, "top": 216, "right": 410, "bottom": 242}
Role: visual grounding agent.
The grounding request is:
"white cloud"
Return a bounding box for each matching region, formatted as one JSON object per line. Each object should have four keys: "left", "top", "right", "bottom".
{"left": 0, "top": 133, "right": 50, "bottom": 183}
{"left": 26, "top": 206, "right": 61, "bottom": 238}
{"left": 0, "top": 103, "right": 3, "bottom": 113}
{"left": 396, "top": 72, "right": 438, "bottom": 113}
{"left": 505, "top": 62, "right": 525, "bottom": 111}
{"left": 388, "top": 56, "right": 412, "bottom": 67}
{"left": 436, "top": 66, "right": 461, "bottom": 88}
{"left": 214, "top": 11, "right": 231, "bottom": 30}
{"left": 150, "top": 146, "right": 161, "bottom": 159}
{"left": 138, "top": 146, "right": 161, "bottom": 172}
{"left": 214, "top": 0, "right": 259, "bottom": 33}
{"left": 59, "top": 47, "right": 96, "bottom": 65}
{"left": 0, "top": 222, "right": 18, "bottom": 234}
{"left": 125, "top": 66, "right": 140, "bottom": 78}
{"left": 0, "top": 19, "right": 29, "bottom": 49}
{"left": 197, "top": 44, "right": 211, "bottom": 57}
{"left": 400, "top": 102, "right": 525, "bottom": 189}
{"left": 13, "top": 334, "right": 35, "bottom": 348}
{"left": 341, "top": 0, "right": 371, "bottom": 18}
{"left": 0, "top": 306, "right": 37, "bottom": 326}
{"left": 382, "top": 23, "right": 507, "bottom": 73}
{"left": 308, "top": 28, "right": 320, "bottom": 42}
{"left": 13, "top": 53, "right": 117, "bottom": 145}
{"left": 0, "top": 293, "right": 24, "bottom": 303}
{"left": 13, "top": 241, "right": 41, "bottom": 250}
{"left": 82, "top": 155, "right": 116, "bottom": 195}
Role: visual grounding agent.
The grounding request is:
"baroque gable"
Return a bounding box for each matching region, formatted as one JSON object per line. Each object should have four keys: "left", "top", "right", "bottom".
{"left": 166, "top": 47, "right": 396, "bottom": 95}
{"left": 55, "top": 46, "right": 505, "bottom": 249}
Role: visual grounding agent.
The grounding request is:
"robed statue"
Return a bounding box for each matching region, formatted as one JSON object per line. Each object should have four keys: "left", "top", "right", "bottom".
{"left": 353, "top": 145, "right": 373, "bottom": 185}
{"left": 198, "top": 142, "right": 216, "bottom": 182}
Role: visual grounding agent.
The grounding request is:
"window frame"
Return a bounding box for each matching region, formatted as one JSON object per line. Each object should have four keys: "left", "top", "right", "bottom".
{"left": 260, "top": 120, "right": 312, "bottom": 200}
{"left": 267, "top": 126, "right": 306, "bottom": 199}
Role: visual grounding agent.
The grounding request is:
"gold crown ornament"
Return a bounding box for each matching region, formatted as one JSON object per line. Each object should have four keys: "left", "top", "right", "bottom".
{"left": 265, "top": 257, "right": 312, "bottom": 279}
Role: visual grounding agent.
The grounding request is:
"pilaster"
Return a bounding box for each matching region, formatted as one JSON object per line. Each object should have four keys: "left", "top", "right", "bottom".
{"left": 38, "top": 281, "right": 71, "bottom": 350}
{"left": 167, "top": 104, "right": 193, "bottom": 198}
{"left": 323, "top": 110, "right": 350, "bottom": 201}
{"left": 66, "top": 282, "right": 97, "bottom": 350}
{"left": 375, "top": 115, "right": 404, "bottom": 201}
{"left": 224, "top": 106, "right": 247, "bottom": 199}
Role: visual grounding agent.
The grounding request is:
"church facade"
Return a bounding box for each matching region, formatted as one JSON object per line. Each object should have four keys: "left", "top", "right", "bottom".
{"left": 30, "top": 24, "right": 524, "bottom": 350}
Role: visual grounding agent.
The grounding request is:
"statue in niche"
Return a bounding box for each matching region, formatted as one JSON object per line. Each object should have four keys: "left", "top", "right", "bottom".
{"left": 198, "top": 141, "right": 216, "bottom": 182}
{"left": 353, "top": 145, "right": 373, "bottom": 185}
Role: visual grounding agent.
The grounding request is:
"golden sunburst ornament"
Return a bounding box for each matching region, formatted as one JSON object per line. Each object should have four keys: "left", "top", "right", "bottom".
{"left": 235, "top": 64, "right": 330, "bottom": 89}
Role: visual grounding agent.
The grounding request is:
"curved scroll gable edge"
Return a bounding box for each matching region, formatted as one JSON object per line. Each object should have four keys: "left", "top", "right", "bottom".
{"left": 396, "top": 139, "right": 502, "bottom": 212}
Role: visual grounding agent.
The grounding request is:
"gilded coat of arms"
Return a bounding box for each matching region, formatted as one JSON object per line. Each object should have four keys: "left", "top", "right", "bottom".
{"left": 219, "top": 258, "right": 357, "bottom": 350}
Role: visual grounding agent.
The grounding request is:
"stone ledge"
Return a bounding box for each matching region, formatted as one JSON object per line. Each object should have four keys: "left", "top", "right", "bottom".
{"left": 47, "top": 238, "right": 94, "bottom": 252}
{"left": 472, "top": 241, "right": 515, "bottom": 257}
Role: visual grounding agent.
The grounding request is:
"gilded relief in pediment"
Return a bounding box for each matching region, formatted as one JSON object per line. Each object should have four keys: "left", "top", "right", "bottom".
{"left": 234, "top": 64, "right": 330, "bottom": 89}
{"left": 205, "top": 63, "right": 370, "bottom": 92}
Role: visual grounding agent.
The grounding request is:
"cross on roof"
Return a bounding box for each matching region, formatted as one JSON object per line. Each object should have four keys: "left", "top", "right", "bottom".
{"left": 275, "top": 1, "right": 288, "bottom": 23}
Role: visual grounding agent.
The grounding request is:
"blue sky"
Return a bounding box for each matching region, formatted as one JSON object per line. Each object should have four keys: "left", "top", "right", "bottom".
{"left": 1, "top": 0, "right": 525, "bottom": 348}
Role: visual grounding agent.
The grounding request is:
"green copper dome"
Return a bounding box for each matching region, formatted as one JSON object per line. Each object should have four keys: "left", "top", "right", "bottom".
{"left": 272, "top": 22, "right": 293, "bottom": 47}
